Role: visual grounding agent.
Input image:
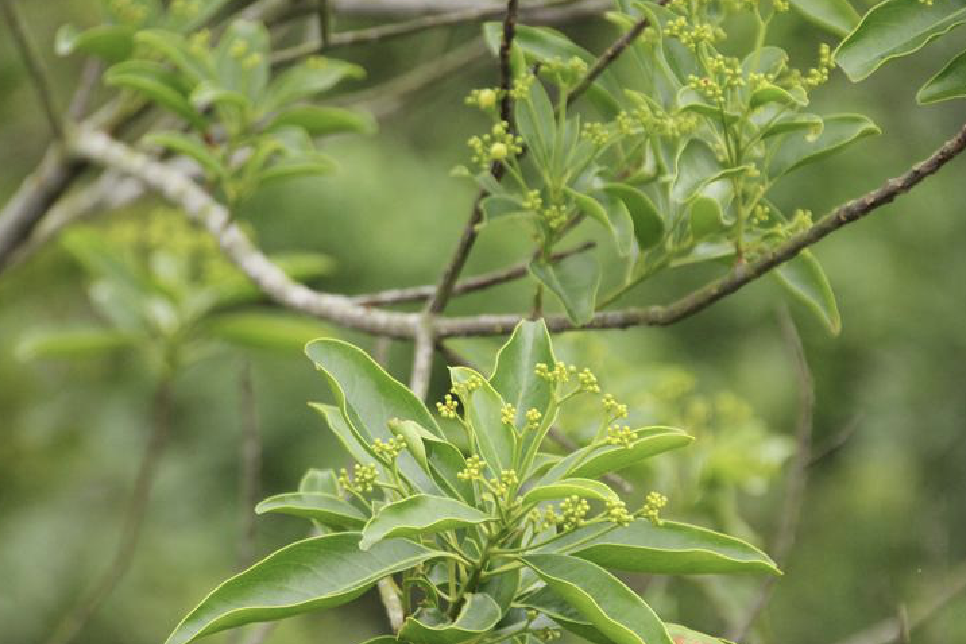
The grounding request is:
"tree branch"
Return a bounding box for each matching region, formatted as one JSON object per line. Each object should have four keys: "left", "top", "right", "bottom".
{"left": 353, "top": 242, "right": 594, "bottom": 307}
{"left": 409, "top": 314, "right": 435, "bottom": 402}
{"left": 433, "top": 119, "right": 966, "bottom": 337}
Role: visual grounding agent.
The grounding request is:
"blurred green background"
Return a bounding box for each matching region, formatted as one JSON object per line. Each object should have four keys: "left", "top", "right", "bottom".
{"left": 1, "top": 2, "right": 965, "bottom": 644}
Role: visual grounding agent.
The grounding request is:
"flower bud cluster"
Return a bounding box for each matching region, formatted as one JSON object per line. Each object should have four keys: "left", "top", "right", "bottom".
{"left": 606, "top": 424, "right": 639, "bottom": 448}
{"left": 559, "top": 495, "right": 591, "bottom": 530}
{"left": 457, "top": 455, "right": 486, "bottom": 481}
{"left": 466, "top": 88, "right": 502, "bottom": 111}
{"left": 666, "top": 16, "right": 726, "bottom": 50}
{"left": 603, "top": 394, "right": 629, "bottom": 419}
{"left": 339, "top": 463, "right": 378, "bottom": 494}
{"left": 492, "top": 469, "right": 519, "bottom": 497}
{"left": 467, "top": 122, "right": 523, "bottom": 169}
{"left": 535, "top": 361, "right": 576, "bottom": 384}
{"left": 605, "top": 498, "right": 634, "bottom": 527}
{"left": 372, "top": 436, "right": 406, "bottom": 463}
{"left": 501, "top": 403, "right": 517, "bottom": 426}
{"left": 525, "top": 408, "right": 543, "bottom": 432}
{"left": 436, "top": 393, "right": 459, "bottom": 419}
{"left": 110, "top": 0, "right": 150, "bottom": 24}
{"left": 639, "top": 491, "right": 668, "bottom": 524}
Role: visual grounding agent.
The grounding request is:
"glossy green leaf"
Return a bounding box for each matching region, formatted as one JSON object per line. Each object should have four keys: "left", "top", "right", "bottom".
{"left": 769, "top": 114, "right": 879, "bottom": 179}
{"left": 689, "top": 196, "right": 727, "bottom": 240}
{"left": 489, "top": 320, "right": 556, "bottom": 458}
{"left": 561, "top": 519, "right": 780, "bottom": 575}
{"left": 309, "top": 403, "right": 382, "bottom": 471}
{"left": 518, "top": 585, "right": 612, "bottom": 644}
{"left": 521, "top": 478, "right": 618, "bottom": 509}
{"left": 165, "top": 533, "right": 444, "bottom": 644}
{"left": 205, "top": 311, "right": 331, "bottom": 352}
{"left": 665, "top": 624, "right": 733, "bottom": 644}
{"left": 55, "top": 24, "right": 134, "bottom": 61}
{"left": 399, "top": 593, "right": 502, "bottom": 644}
{"left": 255, "top": 492, "right": 366, "bottom": 528}
{"left": 306, "top": 339, "right": 443, "bottom": 494}
{"left": 270, "top": 105, "right": 376, "bottom": 137}
{"left": 450, "top": 366, "right": 516, "bottom": 475}
{"left": 16, "top": 327, "right": 135, "bottom": 361}
{"left": 261, "top": 58, "right": 366, "bottom": 114}
{"left": 143, "top": 131, "right": 225, "bottom": 178}
{"left": 835, "top": 0, "right": 966, "bottom": 81}
{"left": 788, "top": 0, "right": 860, "bottom": 37}
{"left": 602, "top": 184, "right": 664, "bottom": 250}
{"left": 775, "top": 249, "right": 841, "bottom": 334}
{"left": 529, "top": 253, "right": 600, "bottom": 325}
{"left": 568, "top": 429, "right": 694, "bottom": 479}
{"left": 917, "top": 49, "right": 966, "bottom": 103}
{"left": 567, "top": 189, "right": 631, "bottom": 258}
{"left": 392, "top": 420, "right": 475, "bottom": 503}
{"left": 360, "top": 494, "right": 489, "bottom": 550}
{"left": 522, "top": 554, "right": 673, "bottom": 644}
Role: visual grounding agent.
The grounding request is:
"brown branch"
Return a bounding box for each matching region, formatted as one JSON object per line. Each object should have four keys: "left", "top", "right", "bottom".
{"left": 410, "top": 315, "right": 435, "bottom": 401}
{"left": 433, "top": 119, "right": 966, "bottom": 338}
{"left": 728, "top": 308, "right": 814, "bottom": 642}
{"left": 354, "top": 242, "right": 595, "bottom": 307}
{"left": 43, "top": 378, "right": 173, "bottom": 644}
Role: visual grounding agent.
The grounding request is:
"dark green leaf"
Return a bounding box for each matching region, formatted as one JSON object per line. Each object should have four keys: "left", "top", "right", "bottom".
{"left": 450, "top": 367, "right": 516, "bottom": 475}
{"left": 788, "top": 0, "right": 860, "bottom": 37}
{"left": 917, "top": 48, "right": 966, "bottom": 103}
{"left": 602, "top": 184, "right": 664, "bottom": 250}
{"left": 522, "top": 554, "right": 673, "bottom": 644}
{"left": 143, "top": 131, "right": 225, "bottom": 178}
{"left": 165, "top": 533, "right": 445, "bottom": 644}
{"left": 835, "top": 0, "right": 966, "bottom": 81}
{"left": 769, "top": 114, "right": 879, "bottom": 179}
{"left": 516, "top": 79, "right": 556, "bottom": 168}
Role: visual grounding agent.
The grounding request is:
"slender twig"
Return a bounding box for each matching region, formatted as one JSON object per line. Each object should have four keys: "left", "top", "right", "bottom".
{"left": 809, "top": 413, "right": 863, "bottom": 467}
{"left": 433, "top": 119, "right": 966, "bottom": 337}
{"left": 68, "top": 60, "right": 104, "bottom": 121}
{"left": 1, "top": 0, "right": 65, "bottom": 140}
{"left": 43, "top": 378, "right": 174, "bottom": 644}
{"left": 830, "top": 561, "right": 966, "bottom": 644}
{"left": 237, "top": 363, "right": 261, "bottom": 568}
{"left": 317, "top": 0, "right": 331, "bottom": 48}
{"left": 354, "top": 242, "right": 595, "bottom": 307}
{"left": 727, "top": 308, "right": 813, "bottom": 642}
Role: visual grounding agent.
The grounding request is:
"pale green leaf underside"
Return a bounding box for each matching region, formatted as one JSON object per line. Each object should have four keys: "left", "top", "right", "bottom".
{"left": 918, "top": 49, "right": 966, "bottom": 103}
{"left": 255, "top": 492, "right": 366, "bottom": 528}
{"left": 775, "top": 249, "right": 841, "bottom": 335}
{"left": 398, "top": 593, "right": 502, "bottom": 644}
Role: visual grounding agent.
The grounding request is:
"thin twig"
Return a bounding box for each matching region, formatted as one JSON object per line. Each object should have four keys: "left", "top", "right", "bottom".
{"left": 354, "top": 242, "right": 595, "bottom": 307}
{"left": 727, "top": 308, "right": 813, "bottom": 642}
{"left": 68, "top": 60, "right": 104, "bottom": 121}
{"left": 43, "top": 378, "right": 174, "bottom": 644}
{"left": 1, "top": 0, "right": 65, "bottom": 140}
{"left": 830, "top": 561, "right": 966, "bottom": 644}
{"left": 809, "top": 413, "right": 863, "bottom": 467}
{"left": 237, "top": 363, "right": 261, "bottom": 568}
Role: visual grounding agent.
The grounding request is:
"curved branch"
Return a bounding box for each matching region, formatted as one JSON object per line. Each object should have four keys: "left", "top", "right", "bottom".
{"left": 434, "top": 120, "right": 966, "bottom": 337}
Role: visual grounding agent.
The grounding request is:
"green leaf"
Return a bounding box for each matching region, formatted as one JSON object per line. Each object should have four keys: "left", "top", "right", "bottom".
{"left": 516, "top": 79, "right": 556, "bottom": 168}
{"left": 204, "top": 311, "right": 331, "bottom": 352}
{"left": 270, "top": 105, "right": 377, "bottom": 137}
{"left": 360, "top": 494, "right": 490, "bottom": 550}
{"left": 357, "top": 638, "right": 398, "bottom": 644}
{"left": 261, "top": 58, "right": 366, "bottom": 114}
{"left": 520, "top": 478, "right": 618, "bottom": 509}
{"left": 450, "top": 366, "right": 516, "bottom": 475}
{"left": 769, "top": 114, "right": 879, "bottom": 179}
{"left": 567, "top": 189, "right": 631, "bottom": 258}
{"left": 299, "top": 468, "right": 340, "bottom": 495}
{"left": 917, "top": 49, "right": 966, "bottom": 103}
{"left": 310, "top": 403, "right": 383, "bottom": 471}
{"left": 489, "top": 320, "right": 556, "bottom": 456}
{"left": 391, "top": 420, "right": 475, "bottom": 503}
{"left": 835, "top": 0, "right": 966, "bottom": 81}
{"left": 775, "top": 249, "right": 841, "bottom": 334}
{"left": 257, "top": 155, "right": 338, "bottom": 185}
{"left": 134, "top": 30, "right": 211, "bottom": 84}
{"left": 16, "top": 327, "right": 135, "bottom": 361}
{"left": 105, "top": 65, "right": 206, "bottom": 130}
{"left": 518, "top": 585, "right": 613, "bottom": 644}
{"left": 751, "top": 107, "right": 824, "bottom": 139}
{"left": 143, "top": 131, "right": 225, "bottom": 179}
{"left": 602, "top": 184, "right": 664, "bottom": 250}
{"left": 568, "top": 429, "right": 694, "bottom": 479}
{"left": 399, "top": 594, "right": 502, "bottom": 644}
{"left": 560, "top": 519, "right": 780, "bottom": 575}
{"left": 306, "top": 339, "right": 443, "bottom": 494}
{"left": 255, "top": 492, "right": 367, "bottom": 529}
{"left": 689, "top": 196, "right": 727, "bottom": 240}
{"left": 788, "top": 0, "right": 860, "bottom": 37}
{"left": 56, "top": 24, "right": 134, "bottom": 62}
{"left": 749, "top": 82, "right": 808, "bottom": 109}
{"left": 522, "top": 554, "right": 673, "bottom": 644}
{"left": 165, "top": 533, "right": 445, "bottom": 644}
{"left": 480, "top": 195, "right": 529, "bottom": 222}
{"left": 672, "top": 140, "right": 749, "bottom": 203}
{"left": 529, "top": 253, "right": 600, "bottom": 325}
